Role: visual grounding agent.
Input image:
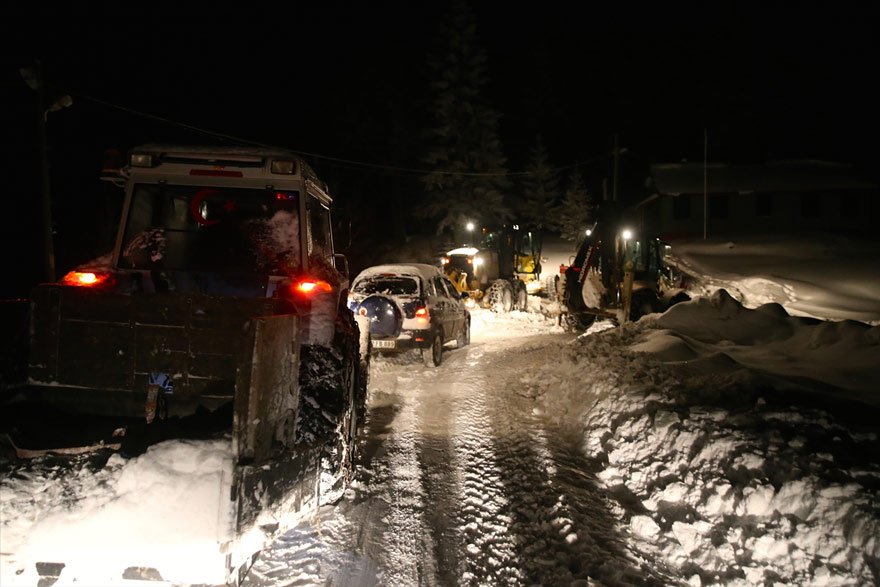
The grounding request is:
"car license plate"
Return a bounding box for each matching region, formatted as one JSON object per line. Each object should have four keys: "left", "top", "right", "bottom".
{"left": 373, "top": 339, "right": 396, "bottom": 349}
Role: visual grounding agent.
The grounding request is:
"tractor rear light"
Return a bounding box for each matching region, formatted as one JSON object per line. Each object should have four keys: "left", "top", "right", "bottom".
{"left": 129, "top": 153, "right": 155, "bottom": 167}
{"left": 292, "top": 279, "right": 333, "bottom": 296}
{"left": 61, "top": 271, "right": 115, "bottom": 288}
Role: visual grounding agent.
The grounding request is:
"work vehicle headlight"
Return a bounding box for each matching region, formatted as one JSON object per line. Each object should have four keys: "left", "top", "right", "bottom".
{"left": 130, "top": 153, "right": 155, "bottom": 167}
{"left": 271, "top": 160, "right": 297, "bottom": 174}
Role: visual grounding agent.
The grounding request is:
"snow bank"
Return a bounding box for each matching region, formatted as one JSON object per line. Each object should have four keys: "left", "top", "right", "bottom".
{"left": 533, "top": 292, "right": 880, "bottom": 585}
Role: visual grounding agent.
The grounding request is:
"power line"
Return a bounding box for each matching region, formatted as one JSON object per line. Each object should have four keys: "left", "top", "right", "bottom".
{"left": 77, "top": 93, "right": 602, "bottom": 178}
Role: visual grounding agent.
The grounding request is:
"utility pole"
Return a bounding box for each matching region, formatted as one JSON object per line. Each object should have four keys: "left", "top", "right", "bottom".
{"left": 612, "top": 133, "right": 620, "bottom": 203}
{"left": 703, "top": 127, "right": 708, "bottom": 240}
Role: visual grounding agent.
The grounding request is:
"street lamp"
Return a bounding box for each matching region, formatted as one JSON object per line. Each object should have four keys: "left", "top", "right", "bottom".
{"left": 20, "top": 61, "right": 72, "bottom": 282}
{"left": 465, "top": 221, "right": 475, "bottom": 232}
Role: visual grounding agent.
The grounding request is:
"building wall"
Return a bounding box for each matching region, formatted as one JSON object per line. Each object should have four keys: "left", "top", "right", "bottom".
{"left": 641, "top": 189, "right": 877, "bottom": 240}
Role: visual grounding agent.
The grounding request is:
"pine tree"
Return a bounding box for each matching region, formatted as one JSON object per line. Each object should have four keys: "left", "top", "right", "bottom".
{"left": 417, "top": 0, "right": 511, "bottom": 239}
{"left": 518, "top": 135, "right": 560, "bottom": 230}
{"left": 553, "top": 170, "right": 596, "bottom": 242}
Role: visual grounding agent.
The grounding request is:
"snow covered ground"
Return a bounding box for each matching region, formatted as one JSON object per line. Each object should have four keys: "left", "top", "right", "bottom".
{"left": 1, "top": 235, "right": 878, "bottom": 586}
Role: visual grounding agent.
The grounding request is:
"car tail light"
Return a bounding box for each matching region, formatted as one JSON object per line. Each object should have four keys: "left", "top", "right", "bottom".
{"left": 61, "top": 271, "right": 115, "bottom": 288}
{"left": 415, "top": 306, "right": 429, "bottom": 324}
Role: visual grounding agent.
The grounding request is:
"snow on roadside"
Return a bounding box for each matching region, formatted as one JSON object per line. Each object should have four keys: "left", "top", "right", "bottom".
{"left": 531, "top": 291, "right": 880, "bottom": 586}
{"left": 0, "top": 438, "right": 237, "bottom": 586}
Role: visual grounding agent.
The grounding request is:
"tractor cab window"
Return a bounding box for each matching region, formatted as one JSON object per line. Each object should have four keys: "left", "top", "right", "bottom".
{"left": 625, "top": 239, "right": 645, "bottom": 272}
{"left": 306, "top": 194, "right": 333, "bottom": 262}
{"left": 646, "top": 239, "right": 661, "bottom": 275}
{"left": 120, "top": 184, "right": 301, "bottom": 275}
{"left": 482, "top": 231, "right": 500, "bottom": 250}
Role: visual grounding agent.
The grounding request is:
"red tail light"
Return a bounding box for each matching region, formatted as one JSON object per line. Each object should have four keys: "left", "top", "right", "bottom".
{"left": 291, "top": 279, "right": 333, "bottom": 296}
{"left": 61, "top": 271, "right": 115, "bottom": 288}
{"left": 415, "top": 307, "right": 429, "bottom": 323}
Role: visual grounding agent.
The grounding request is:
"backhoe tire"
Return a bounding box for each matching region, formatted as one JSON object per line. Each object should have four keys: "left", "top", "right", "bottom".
{"left": 513, "top": 280, "right": 528, "bottom": 311}
{"left": 487, "top": 280, "right": 514, "bottom": 313}
{"left": 669, "top": 291, "right": 691, "bottom": 307}
{"left": 629, "top": 289, "right": 660, "bottom": 322}
{"left": 296, "top": 308, "right": 361, "bottom": 489}
{"left": 562, "top": 312, "right": 596, "bottom": 332}
{"left": 543, "top": 275, "right": 561, "bottom": 303}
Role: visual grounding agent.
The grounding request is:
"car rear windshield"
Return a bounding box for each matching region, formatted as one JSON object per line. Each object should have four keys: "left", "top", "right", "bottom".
{"left": 354, "top": 276, "right": 419, "bottom": 296}
{"left": 119, "top": 184, "right": 300, "bottom": 275}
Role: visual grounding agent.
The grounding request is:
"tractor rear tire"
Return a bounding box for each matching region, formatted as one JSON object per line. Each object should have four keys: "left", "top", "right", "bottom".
{"left": 296, "top": 309, "right": 360, "bottom": 489}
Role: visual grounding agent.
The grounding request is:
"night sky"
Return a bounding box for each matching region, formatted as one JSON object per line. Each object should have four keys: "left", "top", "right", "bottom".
{"left": 3, "top": 2, "right": 877, "bottom": 296}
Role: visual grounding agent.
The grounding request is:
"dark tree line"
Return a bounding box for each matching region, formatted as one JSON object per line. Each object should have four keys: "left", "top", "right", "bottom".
{"left": 415, "top": 0, "right": 596, "bottom": 248}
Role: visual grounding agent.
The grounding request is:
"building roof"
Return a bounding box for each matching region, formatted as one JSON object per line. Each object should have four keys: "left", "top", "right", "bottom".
{"left": 650, "top": 160, "right": 877, "bottom": 195}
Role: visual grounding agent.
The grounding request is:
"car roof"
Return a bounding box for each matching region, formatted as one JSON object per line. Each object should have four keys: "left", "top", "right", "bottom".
{"left": 353, "top": 263, "right": 444, "bottom": 285}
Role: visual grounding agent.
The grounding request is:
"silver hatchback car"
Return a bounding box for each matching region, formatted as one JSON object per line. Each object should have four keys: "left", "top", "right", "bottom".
{"left": 347, "top": 263, "right": 471, "bottom": 367}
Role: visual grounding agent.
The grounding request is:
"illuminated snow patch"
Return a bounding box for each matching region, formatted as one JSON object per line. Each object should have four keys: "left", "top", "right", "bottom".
{"left": 1, "top": 438, "right": 235, "bottom": 586}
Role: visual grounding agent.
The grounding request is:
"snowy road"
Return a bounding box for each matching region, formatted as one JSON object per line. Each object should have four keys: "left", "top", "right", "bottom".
{"left": 244, "top": 310, "right": 667, "bottom": 586}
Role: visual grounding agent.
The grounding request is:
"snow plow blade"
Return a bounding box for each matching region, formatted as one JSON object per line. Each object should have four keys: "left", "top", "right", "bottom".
{"left": 1, "top": 285, "right": 328, "bottom": 585}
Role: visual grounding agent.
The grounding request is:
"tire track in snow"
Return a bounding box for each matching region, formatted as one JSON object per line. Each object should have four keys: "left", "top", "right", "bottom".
{"left": 368, "top": 360, "right": 440, "bottom": 586}
{"left": 481, "top": 344, "right": 672, "bottom": 585}
{"left": 461, "top": 340, "right": 669, "bottom": 585}
{"left": 447, "top": 365, "right": 525, "bottom": 585}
